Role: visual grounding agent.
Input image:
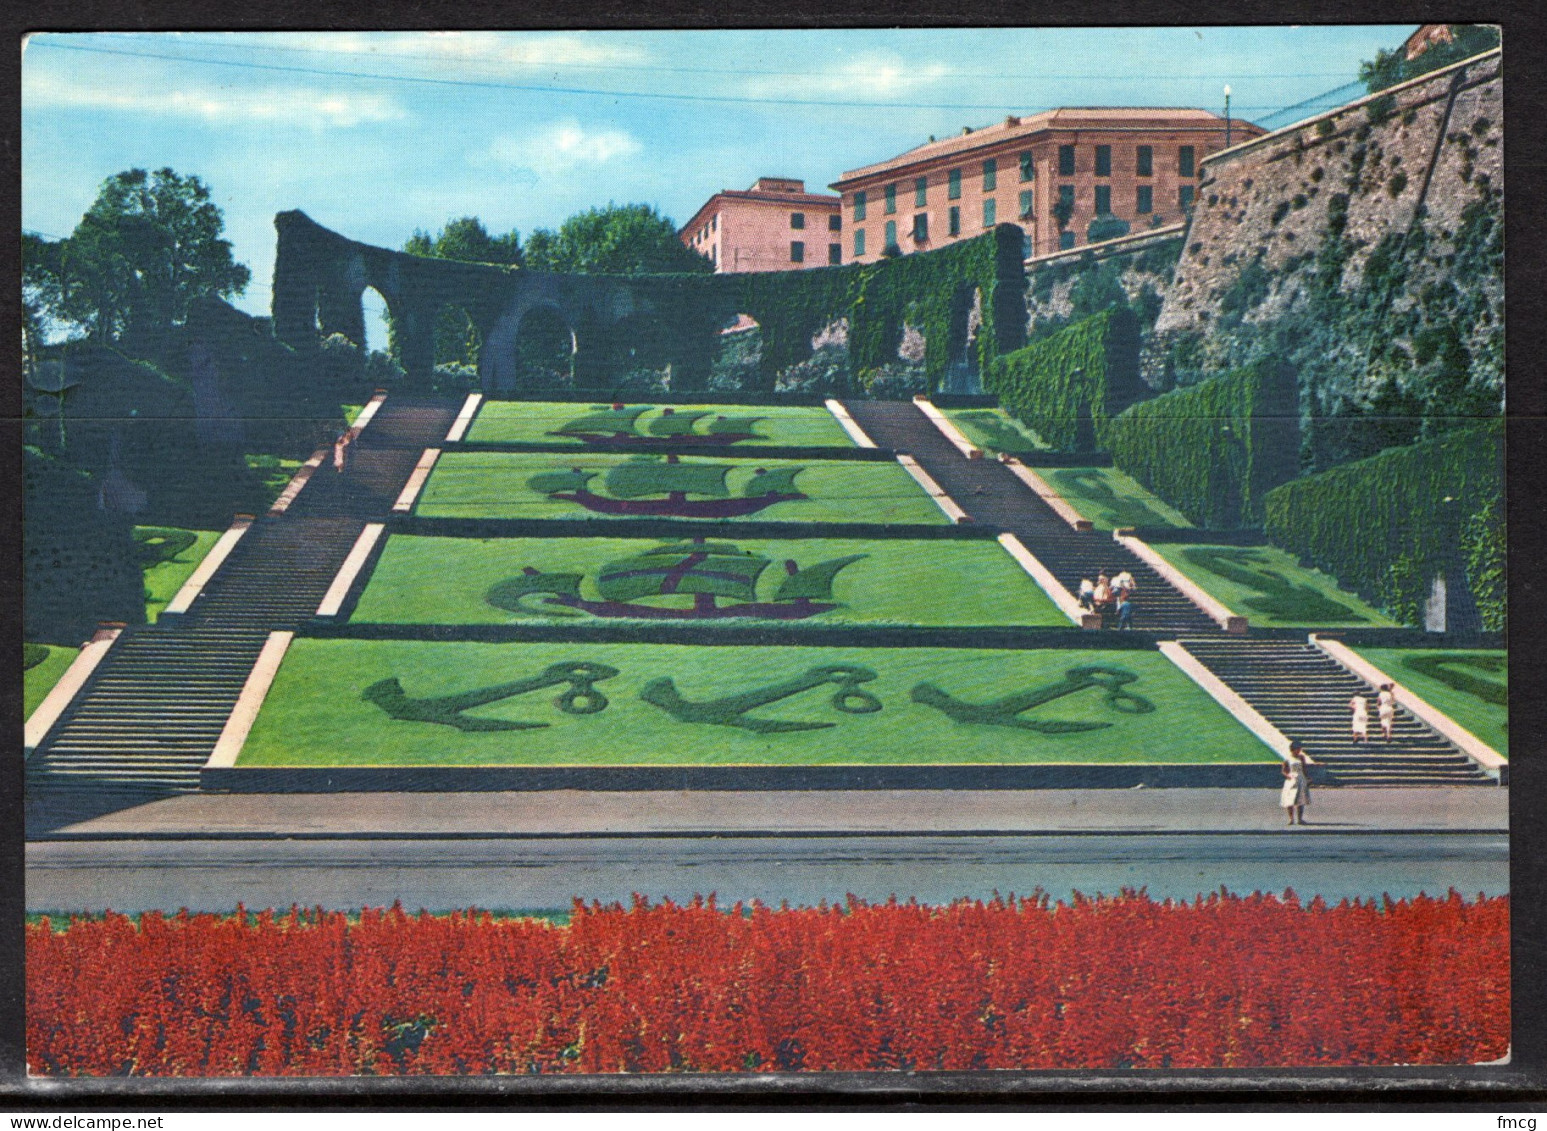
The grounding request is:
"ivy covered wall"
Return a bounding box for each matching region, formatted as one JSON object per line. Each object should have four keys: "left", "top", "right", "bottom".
{"left": 1102, "top": 357, "right": 1301, "bottom": 529}
{"left": 1262, "top": 419, "right": 1503, "bottom": 629}
{"left": 981, "top": 308, "right": 1142, "bottom": 451}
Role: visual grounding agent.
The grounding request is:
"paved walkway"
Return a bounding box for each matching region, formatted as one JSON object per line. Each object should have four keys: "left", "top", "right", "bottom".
{"left": 35, "top": 786, "right": 1507, "bottom": 839}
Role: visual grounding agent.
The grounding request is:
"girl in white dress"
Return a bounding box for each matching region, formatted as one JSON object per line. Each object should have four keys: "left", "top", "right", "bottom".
{"left": 1349, "top": 694, "right": 1370, "bottom": 743}
{"left": 1377, "top": 683, "right": 1397, "bottom": 741}
{"left": 1281, "top": 741, "right": 1314, "bottom": 825}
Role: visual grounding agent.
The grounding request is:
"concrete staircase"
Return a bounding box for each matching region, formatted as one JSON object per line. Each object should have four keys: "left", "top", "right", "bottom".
{"left": 841, "top": 400, "right": 1219, "bottom": 633}
{"left": 26, "top": 398, "right": 458, "bottom": 797}
{"left": 1178, "top": 637, "right": 1495, "bottom": 787}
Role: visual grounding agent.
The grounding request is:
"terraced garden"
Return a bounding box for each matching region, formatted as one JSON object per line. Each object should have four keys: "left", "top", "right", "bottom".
{"left": 466, "top": 401, "right": 856, "bottom": 449}
{"left": 944, "top": 407, "right": 1048, "bottom": 455}
{"left": 136, "top": 526, "right": 222, "bottom": 623}
{"left": 1352, "top": 648, "right": 1508, "bottom": 754}
{"left": 1150, "top": 543, "right": 1396, "bottom": 628}
{"left": 349, "top": 534, "right": 1067, "bottom": 627}
{"left": 414, "top": 452, "right": 948, "bottom": 525}
{"left": 1042, "top": 467, "right": 1193, "bottom": 532}
{"left": 237, "top": 639, "right": 1275, "bottom": 769}
{"left": 24, "top": 644, "right": 78, "bottom": 719}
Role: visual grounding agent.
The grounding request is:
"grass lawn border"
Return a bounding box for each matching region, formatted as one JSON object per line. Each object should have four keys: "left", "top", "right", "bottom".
{"left": 1349, "top": 645, "right": 1507, "bottom": 756}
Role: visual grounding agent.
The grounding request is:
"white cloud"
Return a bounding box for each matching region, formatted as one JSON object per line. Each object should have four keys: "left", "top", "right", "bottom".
{"left": 742, "top": 53, "right": 952, "bottom": 101}
{"left": 262, "top": 31, "right": 650, "bottom": 71}
{"left": 23, "top": 68, "right": 404, "bottom": 128}
{"left": 476, "top": 120, "right": 642, "bottom": 176}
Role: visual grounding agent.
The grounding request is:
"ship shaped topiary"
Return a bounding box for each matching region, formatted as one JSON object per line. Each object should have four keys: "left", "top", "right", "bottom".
{"left": 529, "top": 454, "right": 806, "bottom": 518}
{"left": 549, "top": 404, "right": 767, "bottom": 448}
{"left": 486, "top": 537, "right": 866, "bottom": 620}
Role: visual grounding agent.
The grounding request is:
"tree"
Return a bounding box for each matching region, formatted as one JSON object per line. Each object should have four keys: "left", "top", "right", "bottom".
{"left": 402, "top": 217, "right": 523, "bottom": 367}
{"left": 35, "top": 168, "right": 250, "bottom": 347}
{"left": 1359, "top": 24, "right": 1500, "bottom": 93}
{"left": 522, "top": 203, "right": 710, "bottom": 276}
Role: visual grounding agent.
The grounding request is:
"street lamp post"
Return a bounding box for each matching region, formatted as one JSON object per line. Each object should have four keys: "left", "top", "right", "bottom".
{"left": 1224, "top": 84, "right": 1233, "bottom": 148}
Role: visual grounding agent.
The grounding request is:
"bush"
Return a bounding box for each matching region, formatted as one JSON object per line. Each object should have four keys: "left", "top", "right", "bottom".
{"left": 984, "top": 308, "right": 1142, "bottom": 451}
{"left": 1262, "top": 420, "right": 1502, "bottom": 628}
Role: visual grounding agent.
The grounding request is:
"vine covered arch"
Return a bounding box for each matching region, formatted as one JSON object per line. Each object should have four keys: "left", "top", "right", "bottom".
{"left": 273, "top": 211, "right": 1026, "bottom": 394}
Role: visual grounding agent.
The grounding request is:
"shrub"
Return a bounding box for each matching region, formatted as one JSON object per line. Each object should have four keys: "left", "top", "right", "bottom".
{"left": 1263, "top": 420, "right": 1503, "bottom": 628}
{"left": 1101, "top": 357, "right": 1300, "bottom": 528}
{"left": 984, "top": 308, "right": 1142, "bottom": 451}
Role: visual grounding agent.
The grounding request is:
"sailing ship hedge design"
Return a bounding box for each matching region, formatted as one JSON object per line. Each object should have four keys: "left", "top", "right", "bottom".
{"left": 485, "top": 537, "right": 866, "bottom": 620}
{"left": 529, "top": 454, "right": 806, "bottom": 518}
{"left": 549, "top": 403, "right": 767, "bottom": 448}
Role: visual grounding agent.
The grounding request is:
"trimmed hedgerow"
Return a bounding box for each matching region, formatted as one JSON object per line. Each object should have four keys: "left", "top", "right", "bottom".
{"left": 983, "top": 308, "right": 1142, "bottom": 451}
{"left": 1262, "top": 420, "right": 1503, "bottom": 630}
{"left": 718, "top": 225, "right": 1025, "bottom": 392}
{"left": 1100, "top": 357, "right": 1300, "bottom": 528}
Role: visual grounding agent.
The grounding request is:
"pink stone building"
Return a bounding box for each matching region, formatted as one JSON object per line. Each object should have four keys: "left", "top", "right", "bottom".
{"left": 679, "top": 177, "right": 843, "bottom": 273}
{"left": 830, "top": 108, "right": 1266, "bottom": 262}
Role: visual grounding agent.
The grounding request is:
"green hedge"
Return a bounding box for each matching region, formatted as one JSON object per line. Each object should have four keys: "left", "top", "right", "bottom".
{"left": 1262, "top": 420, "right": 1503, "bottom": 630}
{"left": 718, "top": 225, "right": 1027, "bottom": 392}
{"left": 1101, "top": 357, "right": 1300, "bottom": 528}
{"left": 983, "top": 309, "right": 1142, "bottom": 451}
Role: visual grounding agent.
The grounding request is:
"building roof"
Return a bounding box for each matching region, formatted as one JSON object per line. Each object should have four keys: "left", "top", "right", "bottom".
{"left": 678, "top": 188, "right": 840, "bottom": 237}
{"left": 832, "top": 107, "right": 1260, "bottom": 188}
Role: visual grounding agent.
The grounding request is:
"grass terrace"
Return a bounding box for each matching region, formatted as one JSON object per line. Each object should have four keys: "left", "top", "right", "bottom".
{"left": 414, "top": 452, "right": 949, "bottom": 525}
{"left": 1150, "top": 543, "right": 1397, "bottom": 628}
{"left": 1352, "top": 648, "right": 1507, "bottom": 755}
{"left": 467, "top": 401, "right": 856, "bottom": 449}
{"left": 1043, "top": 467, "right": 1193, "bottom": 532}
{"left": 349, "top": 534, "right": 1069, "bottom": 628}
{"left": 136, "top": 526, "right": 222, "bottom": 623}
{"left": 238, "top": 639, "right": 1276, "bottom": 768}
{"left": 24, "top": 644, "right": 78, "bottom": 719}
{"left": 944, "top": 407, "right": 1049, "bottom": 456}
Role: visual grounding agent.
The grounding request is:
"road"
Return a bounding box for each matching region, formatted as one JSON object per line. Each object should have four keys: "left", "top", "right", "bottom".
{"left": 26, "top": 830, "right": 1508, "bottom": 913}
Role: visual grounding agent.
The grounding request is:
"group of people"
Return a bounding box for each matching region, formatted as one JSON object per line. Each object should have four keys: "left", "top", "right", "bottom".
{"left": 1077, "top": 569, "right": 1137, "bottom": 629}
{"left": 1349, "top": 683, "right": 1398, "bottom": 743}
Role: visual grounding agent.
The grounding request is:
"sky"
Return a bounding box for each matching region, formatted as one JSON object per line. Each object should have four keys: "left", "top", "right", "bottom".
{"left": 22, "top": 27, "right": 1414, "bottom": 351}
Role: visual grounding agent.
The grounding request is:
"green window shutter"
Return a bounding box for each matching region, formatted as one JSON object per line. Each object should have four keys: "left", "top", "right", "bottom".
{"left": 1059, "top": 145, "right": 1075, "bottom": 175}
{"left": 1137, "top": 185, "right": 1153, "bottom": 213}
{"left": 983, "top": 158, "right": 997, "bottom": 191}
{"left": 1095, "top": 145, "right": 1111, "bottom": 176}
{"left": 854, "top": 191, "right": 867, "bottom": 220}
{"left": 948, "top": 206, "right": 960, "bottom": 236}
{"left": 1179, "top": 185, "right": 1195, "bottom": 211}
{"left": 1095, "top": 185, "right": 1111, "bottom": 214}
{"left": 915, "top": 177, "right": 927, "bottom": 206}
{"left": 1178, "top": 146, "right": 1195, "bottom": 177}
{"left": 885, "top": 183, "right": 897, "bottom": 214}
{"left": 1136, "top": 145, "right": 1153, "bottom": 176}
{"left": 884, "top": 219, "right": 897, "bottom": 250}
{"left": 854, "top": 228, "right": 866, "bottom": 256}
{"left": 1019, "top": 151, "right": 1034, "bottom": 181}
{"left": 1019, "top": 189, "right": 1034, "bottom": 218}
{"left": 948, "top": 168, "right": 961, "bottom": 200}
{"left": 983, "top": 198, "right": 997, "bottom": 227}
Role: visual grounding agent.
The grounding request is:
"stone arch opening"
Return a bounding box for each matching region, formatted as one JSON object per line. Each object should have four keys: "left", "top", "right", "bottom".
{"left": 942, "top": 284, "right": 985, "bottom": 394}
{"left": 360, "top": 286, "right": 392, "bottom": 355}
{"left": 511, "top": 304, "right": 577, "bottom": 389}
{"left": 710, "top": 313, "right": 762, "bottom": 392}
{"left": 432, "top": 301, "right": 483, "bottom": 374}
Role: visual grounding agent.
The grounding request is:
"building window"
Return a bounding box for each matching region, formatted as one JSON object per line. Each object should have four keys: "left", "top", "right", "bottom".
{"left": 915, "top": 177, "right": 927, "bottom": 207}
{"left": 712, "top": 215, "right": 717, "bottom": 230}
{"left": 1059, "top": 184, "right": 1075, "bottom": 210}
{"left": 1095, "top": 185, "right": 1111, "bottom": 214}
{"left": 1179, "top": 185, "right": 1195, "bottom": 211}
{"left": 1136, "top": 145, "right": 1153, "bottom": 177}
{"left": 983, "top": 158, "right": 997, "bottom": 192}
{"left": 948, "top": 206, "right": 961, "bottom": 236}
{"left": 1136, "top": 185, "right": 1153, "bottom": 214}
{"left": 1058, "top": 144, "right": 1076, "bottom": 176}
{"left": 828, "top": 213, "right": 842, "bottom": 231}
{"left": 1019, "top": 151, "right": 1034, "bottom": 181}
{"left": 913, "top": 213, "right": 929, "bottom": 242}
{"left": 948, "top": 168, "right": 961, "bottom": 200}
{"left": 1060, "top": 231, "right": 1076, "bottom": 250}
{"left": 1095, "top": 145, "right": 1111, "bottom": 176}
{"left": 828, "top": 243, "right": 842, "bottom": 265}
{"left": 854, "top": 229, "right": 866, "bottom": 257}
{"left": 884, "top": 183, "right": 897, "bottom": 214}
{"left": 983, "top": 198, "right": 997, "bottom": 227}
{"left": 884, "top": 220, "right": 898, "bottom": 252}
{"left": 854, "top": 191, "right": 867, "bottom": 221}
{"left": 790, "top": 240, "right": 805, "bottom": 263}
{"left": 1179, "top": 146, "right": 1195, "bottom": 177}
{"left": 1019, "top": 189, "right": 1034, "bottom": 219}
{"left": 791, "top": 212, "right": 805, "bottom": 230}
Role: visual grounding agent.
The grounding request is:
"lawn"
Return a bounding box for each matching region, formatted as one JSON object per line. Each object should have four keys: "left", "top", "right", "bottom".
{"left": 349, "top": 535, "right": 1068, "bottom": 628}
{"left": 136, "top": 526, "right": 223, "bottom": 623}
{"left": 467, "top": 401, "right": 856, "bottom": 448}
{"left": 1151, "top": 543, "right": 1398, "bottom": 628}
{"left": 1352, "top": 647, "right": 1507, "bottom": 755}
{"left": 1043, "top": 467, "right": 1194, "bottom": 531}
{"left": 238, "top": 640, "right": 1275, "bottom": 768}
{"left": 945, "top": 407, "right": 1049, "bottom": 455}
{"left": 24, "top": 644, "right": 78, "bottom": 719}
{"left": 244, "top": 455, "right": 303, "bottom": 507}
{"left": 415, "top": 452, "right": 948, "bottom": 525}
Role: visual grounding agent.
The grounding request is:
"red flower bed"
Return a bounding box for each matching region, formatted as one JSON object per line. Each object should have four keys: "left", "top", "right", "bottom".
{"left": 27, "top": 890, "right": 1508, "bottom": 1075}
